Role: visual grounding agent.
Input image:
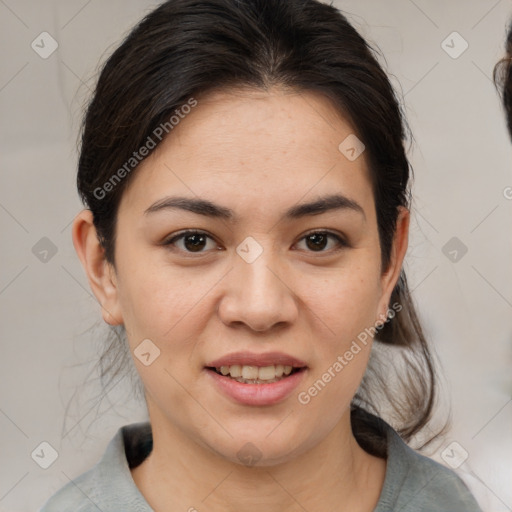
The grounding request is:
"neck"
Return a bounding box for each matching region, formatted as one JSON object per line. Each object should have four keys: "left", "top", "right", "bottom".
{"left": 131, "top": 406, "right": 386, "bottom": 512}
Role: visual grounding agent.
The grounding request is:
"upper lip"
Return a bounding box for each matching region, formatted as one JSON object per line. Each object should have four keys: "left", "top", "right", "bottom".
{"left": 206, "top": 351, "right": 307, "bottom": 368}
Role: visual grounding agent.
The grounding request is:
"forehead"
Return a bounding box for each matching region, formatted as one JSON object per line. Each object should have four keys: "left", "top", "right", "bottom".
{"left": 118, "top": 86, "right": 374, "bottom": 218}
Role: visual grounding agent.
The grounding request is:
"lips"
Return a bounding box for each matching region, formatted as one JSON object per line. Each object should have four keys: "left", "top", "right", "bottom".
{"left": 204, "top": 351, "right": 308, "bottom": 405}
{"left": 206, "top": 351, "right": 308, "bottom": 369}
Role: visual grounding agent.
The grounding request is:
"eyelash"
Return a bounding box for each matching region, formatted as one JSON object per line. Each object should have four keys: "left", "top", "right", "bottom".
{"left": 162, "top": 229, "right": 348, "bottom": 255}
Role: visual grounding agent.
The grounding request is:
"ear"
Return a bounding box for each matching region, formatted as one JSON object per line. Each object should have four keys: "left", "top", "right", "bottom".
{"left": 71, "top": 209, "right": 123, "bottom": 326}
{"left": 376, "top": 206, "right": 409, "bottom": 323}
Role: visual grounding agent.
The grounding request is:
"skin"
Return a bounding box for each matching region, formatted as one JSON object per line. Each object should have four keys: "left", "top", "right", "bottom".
{"left": 72, "top": 86, "right": 409, "bottom": 512}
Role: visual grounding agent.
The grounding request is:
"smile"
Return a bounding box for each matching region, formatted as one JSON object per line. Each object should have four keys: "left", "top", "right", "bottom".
{"left": 208, "top": 364, "right": 305, "bottom": 384}
{"left": 209, "top": 364, "right": 305, "bottom": 384}
{"left": 204, "top": 353, "right": 308, "bottom": 405}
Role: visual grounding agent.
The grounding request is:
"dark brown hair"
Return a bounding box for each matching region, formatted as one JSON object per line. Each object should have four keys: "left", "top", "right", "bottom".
{"left": 71, "top": 0, "right": 443, "bottom": 456}
{"left": 494, "top": 20, "right": 512, "bottom": 139}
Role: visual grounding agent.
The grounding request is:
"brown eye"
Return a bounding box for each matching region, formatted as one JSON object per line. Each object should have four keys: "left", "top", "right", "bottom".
{"left": 182, "top": 233, "right": 208, "bottom": 252}
{"left": 305, "top": 232, "right": 329, "bottom": 251}
{"left": 164, "top": 230, "right": 217, "bottom": 253}
{"left": 296, "top": 231, "right": 347, "bottom": 253}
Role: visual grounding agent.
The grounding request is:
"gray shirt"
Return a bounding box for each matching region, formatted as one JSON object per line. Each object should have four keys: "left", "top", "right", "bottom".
{"left": 39, "top": 413, "right": 483, "bottom": 511}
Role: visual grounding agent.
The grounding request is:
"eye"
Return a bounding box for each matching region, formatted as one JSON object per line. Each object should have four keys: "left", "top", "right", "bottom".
{"left": 162, "top": 229, "right": 348, "bottom": 255}
{"left": 295, "top": 230, "right": 348, "bottom": 253}
{"left": 163, "top": 230, "right": 219, "bottom": 254}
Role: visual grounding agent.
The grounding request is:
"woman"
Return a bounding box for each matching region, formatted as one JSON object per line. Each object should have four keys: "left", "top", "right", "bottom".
{"left": 40, "top": 0, "right": 483, "bottom": 510}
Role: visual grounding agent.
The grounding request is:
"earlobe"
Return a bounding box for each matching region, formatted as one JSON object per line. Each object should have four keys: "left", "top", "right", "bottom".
{"left": 71, "top": 209, "right": 124, "bottom": 326}
{"left": 377, "top": 206, "right": 409, "bottom": 322}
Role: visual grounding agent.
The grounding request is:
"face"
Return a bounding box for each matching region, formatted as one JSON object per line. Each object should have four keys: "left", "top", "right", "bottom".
{"left": 77, "top": 87, "right": 408, "bottom": 466}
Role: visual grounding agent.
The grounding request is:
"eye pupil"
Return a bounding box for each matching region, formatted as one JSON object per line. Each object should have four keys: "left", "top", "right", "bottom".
{"left": 306, "top": 233, "right": 328, "bottom": 251}
{"left": 185, "top": 234, "right": 206, "bottom": 252}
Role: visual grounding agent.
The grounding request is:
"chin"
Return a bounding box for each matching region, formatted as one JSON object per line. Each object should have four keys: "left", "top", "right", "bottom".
{"left": 203, "top": 428, "right": 313, "bottom": 469}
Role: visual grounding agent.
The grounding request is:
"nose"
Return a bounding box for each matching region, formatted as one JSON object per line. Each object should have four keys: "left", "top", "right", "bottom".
{"left": 217, "top": 245, "right": 299, "bottom": 332}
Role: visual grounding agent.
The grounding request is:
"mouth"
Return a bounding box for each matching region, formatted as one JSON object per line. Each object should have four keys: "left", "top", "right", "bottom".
{"left": 206, "top": 364, "right": 306, "bottom": 384}
{"left": 204, "top": 351, "right": 308, "bottom": 405}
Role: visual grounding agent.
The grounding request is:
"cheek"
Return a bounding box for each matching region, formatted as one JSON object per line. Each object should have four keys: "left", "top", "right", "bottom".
{"left": 294, "top": 266, "right": 379, "bottom": 425}
{"left": 115, "top": 245, "right": 211, "bottom": 337}
{"left": 304, "top": 264, "right": 382, "bottom": 347}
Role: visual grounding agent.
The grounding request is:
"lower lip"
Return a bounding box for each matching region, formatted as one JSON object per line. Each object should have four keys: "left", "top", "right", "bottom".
{"left": 205, "top": 368, "right": 307, "bottom": 406}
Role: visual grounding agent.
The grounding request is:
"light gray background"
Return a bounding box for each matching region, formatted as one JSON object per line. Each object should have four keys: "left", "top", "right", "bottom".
{"left": 1, "top": 1, "right": 511, "bottom": 511}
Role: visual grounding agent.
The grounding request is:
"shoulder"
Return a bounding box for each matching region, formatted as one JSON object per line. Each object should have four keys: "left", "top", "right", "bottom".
{"left": 376, "top": 419, "right": 483, "bottom": 511}
{"left": 352, "top": 408, "right": 483, "bottom": 512}
{"left": 38, "top": 422, "right": 153, "bottom": 512}
{"left": 38, "top": 465, "right": 103, "bottom": 512}
{"left": 385, "top": 443, "right": 483, "bottom": 511}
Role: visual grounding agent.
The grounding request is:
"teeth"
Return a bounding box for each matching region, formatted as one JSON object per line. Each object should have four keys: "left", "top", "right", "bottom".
{"left": 215, "top": 364, "right": 297, "bottom": 382}
{"left": 242, "top": 365, "right": 259, "bottom": 380}
{"left": 258, "top": 366, "right": 277, "bottom": 380}
{"left": 227, "top": 364, "right": 242, "bottom": 377}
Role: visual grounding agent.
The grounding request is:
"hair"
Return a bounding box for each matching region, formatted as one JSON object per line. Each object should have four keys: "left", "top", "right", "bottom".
{"left": 494, "top": 20, "right": 512, "bottom": 139}
{"left": 71, "top": 0, "right": 444, "bottom": 457}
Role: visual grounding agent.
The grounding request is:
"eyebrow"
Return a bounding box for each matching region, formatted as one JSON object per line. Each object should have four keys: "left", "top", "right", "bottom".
{"left": 144, "top": 193, "right": 366, "bottom": 222}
